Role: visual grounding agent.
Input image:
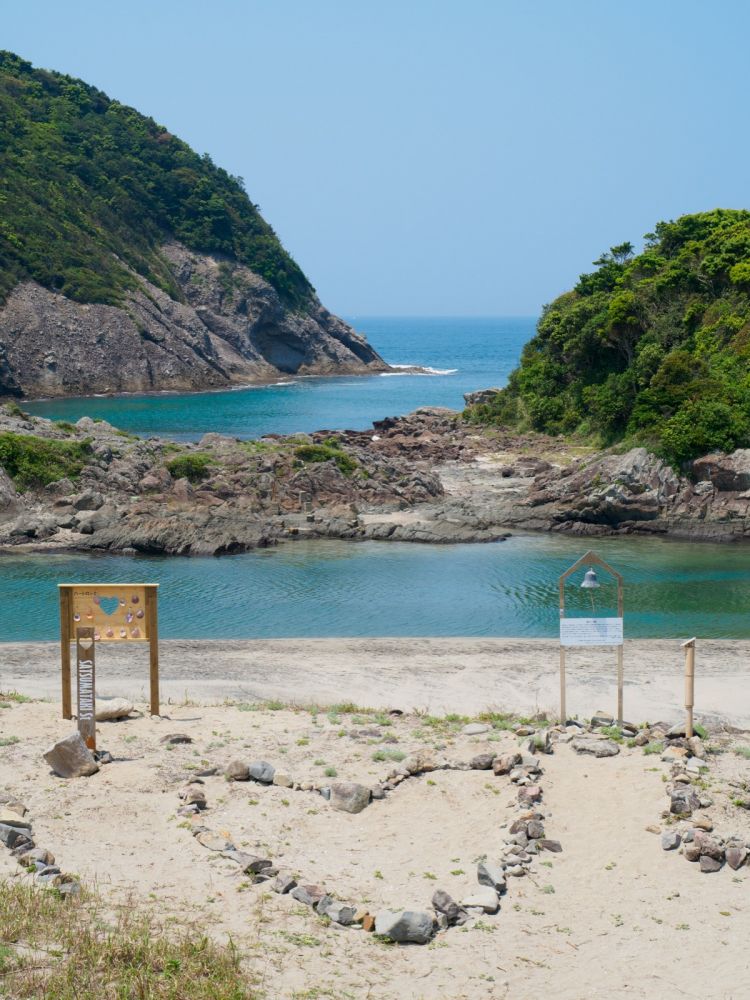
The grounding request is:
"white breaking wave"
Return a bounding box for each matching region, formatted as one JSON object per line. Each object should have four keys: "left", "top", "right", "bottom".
{"left": 380, "top": 364, "right": 459, "bottom": 377}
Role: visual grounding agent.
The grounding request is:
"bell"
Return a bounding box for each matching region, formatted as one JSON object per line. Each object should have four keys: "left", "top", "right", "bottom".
{"left": 581, "top": 567, "right": 600, "bottom": 589}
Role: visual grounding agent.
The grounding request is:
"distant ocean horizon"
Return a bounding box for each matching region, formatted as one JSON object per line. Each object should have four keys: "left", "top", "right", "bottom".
{"left": 24, "top": 316, "right": 536, "bottom": 440}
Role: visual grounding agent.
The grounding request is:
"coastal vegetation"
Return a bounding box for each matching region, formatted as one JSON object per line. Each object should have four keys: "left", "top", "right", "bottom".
{"left": 0, "top": 50, "right": 311, "bottom": 308}
{"left": 0, "top": 431, "right": 91, "bottom": 490}
{"left": 467, "top": 210, "right": 750, "bottom": 465}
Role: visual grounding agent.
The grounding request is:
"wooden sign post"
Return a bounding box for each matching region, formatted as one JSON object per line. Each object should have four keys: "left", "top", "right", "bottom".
{"left": 682, "top": 637, "right": 696, "bottom": 738}
{"left": 76, "top": 626, "right": 96, "bottom": 750}
{"left": 558, "top": 551, "right": 624, "bottom": 725}
{"left": 59, "top": 584, "right": 159, "bottom": 720}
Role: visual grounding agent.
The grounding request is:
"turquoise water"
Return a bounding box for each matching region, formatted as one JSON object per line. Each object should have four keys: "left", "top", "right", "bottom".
{"left": 3, "top": 534, "right": 750, "bottom": 642}
{"left": 23, "top": 316, "right": 534, "bottom": 440}
{"left": 10, "top": 315, "right": 750, "bottom": 641}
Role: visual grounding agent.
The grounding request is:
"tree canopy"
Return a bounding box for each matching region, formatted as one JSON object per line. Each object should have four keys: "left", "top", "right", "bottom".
{"left": 466, "top": 209, "right": 750, "bottom": 465}
{"left": 0, "top": 51, "right": 312, "bottom": 308}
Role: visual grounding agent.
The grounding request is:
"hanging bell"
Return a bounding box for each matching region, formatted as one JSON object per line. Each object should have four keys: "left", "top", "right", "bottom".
{"left": 581, "top": 567, "right": 600, "bottom": 589}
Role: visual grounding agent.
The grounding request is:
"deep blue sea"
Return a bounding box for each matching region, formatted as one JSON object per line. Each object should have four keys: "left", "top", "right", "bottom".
{"left": 24, "top": 316, "right": 534, "bottom": 439}
{"left": 7, "top": 315, "right": 750, "bottom": 641}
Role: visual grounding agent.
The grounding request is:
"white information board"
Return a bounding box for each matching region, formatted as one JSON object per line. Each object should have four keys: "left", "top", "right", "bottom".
{"left": 560, "top": 617, "right": 623, "bottom": 647}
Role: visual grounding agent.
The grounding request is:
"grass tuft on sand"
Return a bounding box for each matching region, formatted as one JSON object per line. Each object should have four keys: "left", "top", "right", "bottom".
{"left": 0, "top": 881, "right": 256, "bottom": 999}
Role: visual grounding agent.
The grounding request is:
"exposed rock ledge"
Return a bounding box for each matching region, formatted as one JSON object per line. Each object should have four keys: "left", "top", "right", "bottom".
{"left": 4, "top": 401, "right": 750, "bottom": 556}
{"left": 0, "top": 242, "right": 388, "bottom": 398}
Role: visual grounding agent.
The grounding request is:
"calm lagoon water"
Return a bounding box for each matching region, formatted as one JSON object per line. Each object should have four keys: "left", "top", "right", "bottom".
{"left": 9, "top": 316, "right": 750, "bottom": 641}
{"left": 23, "top": 316, "right": 534, "bottom": 440}
{"left": 3, "top": 534, "right": 750, "bottom": 642}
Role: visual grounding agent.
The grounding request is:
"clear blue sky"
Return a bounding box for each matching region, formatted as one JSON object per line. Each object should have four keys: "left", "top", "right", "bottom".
{"left": 4, "top": 1, "right": 750, "bottom": 316}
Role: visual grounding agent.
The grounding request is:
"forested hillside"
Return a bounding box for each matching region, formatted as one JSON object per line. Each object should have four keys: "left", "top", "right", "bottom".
{"left": 467, "top": 210, "right": 750, "bottom": 464}
{"left": 0, "top": 50, "right": 310, "bottom": 307}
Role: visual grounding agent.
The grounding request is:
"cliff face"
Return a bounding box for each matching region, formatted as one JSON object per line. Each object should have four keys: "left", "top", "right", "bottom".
{"left": 0, "top": 243, "right": 387, "bottom": 398}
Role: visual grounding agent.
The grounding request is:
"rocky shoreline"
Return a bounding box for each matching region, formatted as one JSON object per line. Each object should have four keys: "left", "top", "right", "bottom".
{"left": 3, "top": 399, "right": 750, "bottom": 556}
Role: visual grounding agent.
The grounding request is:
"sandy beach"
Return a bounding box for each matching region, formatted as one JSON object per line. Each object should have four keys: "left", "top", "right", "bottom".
{"left": 2, "top": 636, "right": 749, "bottom": 728}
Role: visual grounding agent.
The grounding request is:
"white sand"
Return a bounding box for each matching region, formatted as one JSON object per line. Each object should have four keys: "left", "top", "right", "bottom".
{"left": 1, "top": 699, "right": 749, "bottom": 999}
{"left": 1, "top": 637, "right": 749, "bottom": 727}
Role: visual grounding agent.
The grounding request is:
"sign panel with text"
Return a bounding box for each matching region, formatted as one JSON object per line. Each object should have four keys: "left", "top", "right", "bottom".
{"left": 560, "top": 617, "right": 623, "bottom": 647}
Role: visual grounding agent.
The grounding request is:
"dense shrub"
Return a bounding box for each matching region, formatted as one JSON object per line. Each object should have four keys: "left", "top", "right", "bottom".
{"left": 0, "top": 432, "right": 91, "bottom": 489}
{"left": 466, "top": 209, "right": 750, "bottom": 465}
{"left": 166, "top": 452, "right": 212, "bottom": 483}
{"left": 294, "top": 443, "right": 357, "bottom": 476}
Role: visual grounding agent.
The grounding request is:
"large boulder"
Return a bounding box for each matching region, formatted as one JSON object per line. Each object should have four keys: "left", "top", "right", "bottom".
{"left": 330, "top": 781, "right": 371, "bottom": 814}
{"left": 692, "top": 450, "right": 750, "bottom": 492}
{"left": 95, "top": 697, "right": 133, "bottom": 721}
{"left": 43, "top": 732, "right": 99, "bottom": 778}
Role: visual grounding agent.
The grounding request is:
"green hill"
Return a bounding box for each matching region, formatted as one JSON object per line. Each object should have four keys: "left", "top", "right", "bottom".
{"left": 0, "top": 50, "right": 311, "bottom": 308}
{"left": 467, "top": 209, "right": 750, "bottom": 465}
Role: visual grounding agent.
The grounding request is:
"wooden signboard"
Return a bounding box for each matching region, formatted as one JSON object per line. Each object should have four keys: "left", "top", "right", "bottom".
{"left": 76, "top": 626, "right": 97, "bottom": 750}
{"left": 59, "top": 584, "right": 159, "bottom": 720}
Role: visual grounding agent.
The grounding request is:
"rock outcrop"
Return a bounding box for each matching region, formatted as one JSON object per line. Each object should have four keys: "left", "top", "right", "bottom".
{"left": 0, "top": 243, "right": 387, "bottom": 398}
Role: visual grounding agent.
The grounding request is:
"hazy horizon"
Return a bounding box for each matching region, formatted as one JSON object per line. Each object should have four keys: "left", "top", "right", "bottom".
{"left": 5, "top": 0, "right": 750, "bottom": 317}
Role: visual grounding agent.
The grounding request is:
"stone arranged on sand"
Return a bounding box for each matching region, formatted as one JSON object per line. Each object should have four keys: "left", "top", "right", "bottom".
{"left": 493, "top": 752, "right": 522, "bottom": 775}
{"left": 195, "top": 831, "right": 235, "bottom": 852}
{"left": 291, "top": 884, "right": 326, "bottom": 907}
{"left": 470, "top": 753, "right": 496, "bottom": 770}
{"left": 43, "top": 732, "right": 99, "bottom": 778}
{"left": 571, "top": 738, "right": 620, "bottom": 758}
{"left": 661, "top": 830, "right": 681, "bottom": 851}
{"left": 431, "top": 889, "right": 467, "bottom": 925}
{"left": 330, "top": 781, "right": 371, "bottom": 814}
{"left": 477, "top": 861, "right": 506, "bottom": 893}
{"left": 461, "top": 887, "right": 500, "bottom": 914}
{"left": 0, "top": 809, "right": 31, "bottom": 830}
{"left": 0, "top": 824, "right": 32, "bottom": 849}
{"left": 223, "top": 850, "right": 272, "bottom": 874}
{"left": 225, "top": 759, "right": 250, "bottom": 781}
{"left": 317, "top": 896, "right": 356, "bottom": 925}
{"left": 248, "top": 761, "right": 275, "bottom": 784}
{"left": 726, "top": 846, "right": 748, "bottom": 870}
{"left": 669, "top": 785, "right": 701, "bottom": 816}
{"left": 272, "top": 874, "right": 297, "bottom": 894}
{"left": 374, "top": 910, "right": 434, "bottom": 944}
{"left": 95, "top": 697, "right": 133, "bottom": 721}
{"left": 462, "top": 723, "right": 491, "bottom": 736}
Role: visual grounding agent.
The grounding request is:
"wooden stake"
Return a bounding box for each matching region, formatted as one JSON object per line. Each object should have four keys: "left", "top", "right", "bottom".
{"left": 682, "top": 638, "right": 696, "bottom": 738}
{"left": 559, "top": 646, "right": 567, "bottom": 724}
{"left": 59, "top": 587, "right": 72, "bottom": 720}
{"left": 76, "top": 626, "right": 96, "bottom": 750}
{"left": 146, "top": 587, "right": 160, "bottom": 717}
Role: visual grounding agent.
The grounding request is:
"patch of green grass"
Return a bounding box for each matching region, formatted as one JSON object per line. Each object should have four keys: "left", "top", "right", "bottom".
{"left": 165, "top": 452, "right": 213, "bottom": 484}
{"left": 0, "top": 736, "right": 19, "bottom": 746}
{"left": 293, "top": 443, "right": 357, "bottom": 477}
{"left": 734, "top": 746, "right": 750, "bottom": 760}
{"left": 0, "top": 691, "right": 32, "bottom": 704}
{"left": 0, "top": 433, "right": 92, "bottom": 490}
{"left": 323, "top": 766, "right": 337, "bottom": 778}
{"left": 693, "top": 723, "right": 707, "bottom": 739}
{"left": 599, "top": 725, "right": 624, "bottom": 743}
{"left": 275, "top": 930, "right": 321, "bottom": 948}
{"left": 0, "top": 880, "right": 256, "bottom": 998}
{"left": 643, "top": 741, "right": 665, "bottom": 755}
{"left": 371, "top": 749, "right": 406, "bottom": 763}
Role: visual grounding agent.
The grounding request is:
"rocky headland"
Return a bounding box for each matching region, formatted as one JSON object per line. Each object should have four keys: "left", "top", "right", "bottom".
{"left": 3, "top": 399, "right": 750, "bottom": 555}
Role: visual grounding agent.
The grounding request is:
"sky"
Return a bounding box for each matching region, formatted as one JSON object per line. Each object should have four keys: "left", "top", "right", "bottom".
{"left": 4, "top": 1, "right": 750, "bottom": 317}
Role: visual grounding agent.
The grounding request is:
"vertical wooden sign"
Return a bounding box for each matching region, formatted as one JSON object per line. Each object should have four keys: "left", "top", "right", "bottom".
{"left": 76, "top": 626, "right": 97, "bottom": 751}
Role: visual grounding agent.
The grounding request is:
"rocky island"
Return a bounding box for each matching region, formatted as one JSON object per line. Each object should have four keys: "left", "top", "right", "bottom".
{"left": 0, "top": 52, "right": 387, "bottom": 397}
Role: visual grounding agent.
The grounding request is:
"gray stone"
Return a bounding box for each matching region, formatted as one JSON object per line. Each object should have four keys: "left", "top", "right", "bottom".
{"left": 539, "top": 839, "right": 563, "bottom": 853}
{"left": 95, "top": 697, "right": 133, "bottom": 721}
{"left": 370, "top": 784, "right": 386, "bottom": 800}
{"left": 461, "top": 887, "right": 500, "bottom": 913}
{"left": 661, "top": 830, "right": 681, "bottom": 851}
{"left": 493, "top": 752, "right": 522, "bottom": 775}
{"left": 590, "top": 712, "right": 614, "bottom": 728}
{"left": 222, "top": 850, "right": 272, "bottom": 873}
{"left": 272, "top": 874, "right": 297, "bottom": 894}
{"left": 330, "top": 781, "right": 371, "bottom": 814}
{"left": 374, "top": 909, "right": 434, "bottom": 944}
{"left": 670, "top": 785, "right": 701, "bottom": 816}
{"left": 317, "top": 896, "right": 356, "bottom": 925}
{"left": 17, "top": 847, "right": 54, "bottom": 867}
{"left": 700, "top": 855, "right": 723, "bottom": 873}
{"left": 470, "top": 753, "right": 496, "bottom": 770}
{"left": 0, "top": 809, "right": 31, "bottom": 830}
{"left": 571, "top": 738, "right": 620, "bottom": 758}
{"left": 726, "top": 846, "right": 748, "bottom": 870}
{"left": 477, "top": 862, "right": 506, "bottom": 892}
{"left": 195, "top": 832, "right": 235, "bottom": 852}
{"left": 0, "top": 824, "right": 30, "bottom": 849}
{"left": 431, "top": 889, "right": 466, "bottom": 925}
{"left": 248, "top": 761, "right": 275, "bottom": 784}
{"left": 527, "top": 820, "right": 545, "bottom": 840}
{"left": 225, "top": 760, "right": 250, "bottom": 781}
{"left": 43, "top": 732, "right": 99, "bottom": 778}
{"left": 462, "top": 723, "right": 491, "bottom": 736}
{"left": 159, "top": 733, "right": 193, "bottom": 745}
{"left": 290, "top": 884, "right": 326, "bottom": 907}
